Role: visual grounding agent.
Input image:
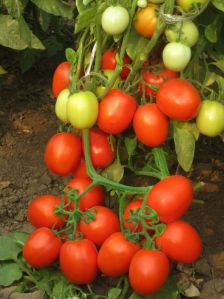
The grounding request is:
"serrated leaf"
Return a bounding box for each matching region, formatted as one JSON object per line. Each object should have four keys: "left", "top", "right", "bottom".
{"left": 30, "top": 0, "right": 73, "bottom": 19}
{"left": 174, "top": 127, "right": 196, "bottom": 172}
{"left": 212, "top": 0, "right": 224, "bottom": 11}
{"left": 108, "top": 287, "right": 122, "bottom": 299}
{"left": 101, "top": 160, "right": 124, "bottom": 182}
{"left": 3, "top": 0, "right": 24, "bottom": 18}
{"left": 0, "top": 263, "right": 22, "bottom": 286}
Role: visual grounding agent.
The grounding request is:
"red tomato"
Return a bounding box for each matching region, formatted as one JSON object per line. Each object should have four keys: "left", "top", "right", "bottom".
{"left": 147, "top": 175, "right": 193, "bottom": 223}
{"left": 156, "top": 78, "right": 201, "bottom": 120}
{"left": 52, "top": 62, "right": 71, "bottom": 97}
{"left": 156, "top": 220, "right": 202, "bottom": 263}
{"left": 44, "top": 132, "right": 82, "bottom": 176}
{"left": 97, "top": 89, "right": 137, "bottom": 134}
{"left": 123, "top": 199, "right": 143, "bottom": 232}
{"left": 27, "top": 195, "right": 64, "bottom": 229}
{"left": 71, "top": 156, "right": 88, "bottom": 178}
{"left": 60, "top": 239, "right": 98, "bottom": 284}
{"left": 133, "top": 103, "right": 169, "bottom": 146}
{"left": 97, "top": 232, "right": 140, "bottom": 277}
{"left": 23, "top": 227, "right": 62, "bottom": 268}
{"left": 83, "top": 128, "right": 115, "bottom": 169}
{"left": 129, "top": 249, "right": 170, "bottom": 295}
{"left": 65, "top": 177, "right": 105, "bottom": 211}
{"left": 79, "top": 206, "right": 120, "bottom": 246}
{"left": 101, "top": 49, "right": 131, "bottom": 80}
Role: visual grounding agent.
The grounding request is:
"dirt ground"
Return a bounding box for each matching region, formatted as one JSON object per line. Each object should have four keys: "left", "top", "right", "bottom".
{"left": 0, "top": 62, "right": 224, "bottom": 299}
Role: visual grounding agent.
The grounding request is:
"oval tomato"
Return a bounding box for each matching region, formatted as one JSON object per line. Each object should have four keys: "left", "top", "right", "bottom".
{"left": 134, "top": 4, "right": 158, "bottom": 38}
{"left": 23, "top": 227, "right": 62, "bottom": 268}
{"left": 65, "top": 177, "right": 105, "bottom": 211}
{"left": 67, "top": 91, "right": 99, "bottom": 129}
{"left": 101, "top": 6, "right": 130, "bottom": 35}
{"left": 60, "top": 239, "right": 98, "bottom": 284}
{"left": 55, "top": 88, "right": 70, "bottom": 123}
{"left": 156, "top": 220, "right": 202, "bottom": 263}
{"left": 156, "top": 78, "right": 201, "bottom": 120}
{"left": 133, "top": 103, "right": 169, "bottom": 147}
{"left": 44, "top": 132, "right": 82, "bottom": 176}
{"left": 196, "top": 100, "right": 224, "bottom": 137}
{"left": 97, "top": 232, "right": 140, "bottom": 277}
{"left": 123, "top": 199, "right": 143, "bottom": 232}
{"left": 79, "top": 206, "right": 120, "bottom": 246}
{"left": 27, "top": 195, "right": 64, "bottom": 229}
{"left": 129, "top": 249, "right": 170, "bottom": 295}
{"left": 83, "top": 128, "right": 115, "bottom": 169}
{"left": 52, "top": 62, "right": 71, "bottom": 97}
{"left": 147, "top": 175, "right": 193, "bottom": 223}
{"left": 176, "top": 0, "right": 207, "bottom": 12}
{"left": 97, "top": 89, "right": 137, "bottom": 134}
{"left": 71, "top": 156, "right": 88, "bottom": 178}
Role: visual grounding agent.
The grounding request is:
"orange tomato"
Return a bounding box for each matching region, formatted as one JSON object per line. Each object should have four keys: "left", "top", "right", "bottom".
{"left": 134, "top": 5, "right": 158, "bottom": 38}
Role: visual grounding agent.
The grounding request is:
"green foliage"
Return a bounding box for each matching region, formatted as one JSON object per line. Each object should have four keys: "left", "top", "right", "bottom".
{"left": 0, "top": 263, "right": 23, "bottom": 286}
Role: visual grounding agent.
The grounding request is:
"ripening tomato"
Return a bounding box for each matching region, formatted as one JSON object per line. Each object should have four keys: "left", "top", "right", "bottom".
{"left": 156, "top": 220, "right": 202, "bottom": 263}
{"left": 97, "top": 232, "right": 140, "bottom": 277}
{"left": 23, "top": 227, "right": 62, "bottom": 268}
{"left": 83, "top": 128, "right": 115, "bottom": 169}
{"left": 44, "top": 132, "right": 82, "bottom": 176}
{"left": 27, "top": 195, "right": 64, "bottom": 228}
{"left": 176, "top": 0, "right": 207, "bottom": 12}
{"left": 52, "top": 62, "right": 71, "bottom": 97}
{"left": 60, "top": 239, "right": 98, "bottom": 284}
{"left": 147, "top": 175, "right": 193, "bottom": 223}
{"left": 55, "top": 88, "right": 70, "bottom": 124}
{"left": 133, "top": 103, "right": 169, "bottom": 147}
{"left": 156, "top": 78, "right": 201, "bottom": 120}
{"left": 134, "top": 4, "right": 158, "bottom": 38}
{"left": 196, "top": 100, "right": 224, "bottom": 137}
{"left": 79, "top": 206, "right": 120, "bottom": 246}
{"left": 71, "top": 156, "right": 88, "bottom": 178}
{"left": 101, "top": 49, "right": 132, "bottom": 80}
{"left": 65, "top": 177, "right": 105, "bottom": 211}
{"left": 129, "top": 249, "right": 170, "bottom": 295}
{"left": 97, "top": 89, "right": 137, "bottom": 134}
{"left": 123, "top": 199, "right": 143, "bottom": 232}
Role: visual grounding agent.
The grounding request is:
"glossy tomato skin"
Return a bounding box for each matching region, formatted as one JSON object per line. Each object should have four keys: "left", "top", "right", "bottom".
{"left": 27, "top": 195, "right": 64, "bottom": 228}
{"left": 129, "top": 249, "right": 170, "bottom": 295}
{"left": 134, "top": 4, "right": 158, "bottom": 38}
{"left": 156, "top": 78, "right": 201, "bottom": 120}
{"left": 23, "top": 227, "right": 62, "bottom": 268}
{"left": 156, "top": 220, "right": 202, "bottom": 263}
{"left": 79, "top": 206, "right": 120, "bottom": 246}
{"left": 84, "top": 128, "right": 115, "bottom": 169}
{"left": 44, "top": 132, "right": 82, "bottom": 176}
{"left": 101, "top": 49, "right": 131, "bottom": 80}
{"left": 196, "top": 100, "right": 224, "bottom": 137}
{"left": 71, "top": 156, "right": 88, "bottom": 178}
{"left": 147, "top": 175, "right": 193, "bottom": 223}
{"left": 60, "top": 239, "right": 98, "bottom": 284}
{"left": 97, "top": 89, "right": 137, "bottom": 134}
{"left": 65, "top": 177, "right": 105, "bottom": 211}
{"left": 52, "top": 62, "right": 71, "bottom": 97}
{"left": 97, "top": 232, "right": 140, "bottom": 277}
{"left": 133, "top": 103, "right": 169, "bottom": 147}
{"left": 123, "top": 199, "right": 143, "bottom": 232}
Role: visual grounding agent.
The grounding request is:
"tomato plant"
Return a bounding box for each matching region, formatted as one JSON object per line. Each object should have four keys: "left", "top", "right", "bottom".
{"left": 97, "top": 232, "right": 140, "bottom": 277}
{"left": 134, "top": 4, "right": 158, "bottom": 37}
{"left": 60, "top": 239, "right": 98, "bottom": 284}
{"left": 156, "top": 78, "right": 201, "bottom": 120}
{"left": 52, "top": 62, "right": 71, "bottom": 97}
{"left": 133, "top": 103, "right": 169, "bottom": 147}
{"left": 23, "top": 227, "right": 62, "bottom": 268}
{"left": 44, "top": 132, "right": 82, "bottom": 176}
{"left": 27, "top": 195, "right": 64, "bottom": 229}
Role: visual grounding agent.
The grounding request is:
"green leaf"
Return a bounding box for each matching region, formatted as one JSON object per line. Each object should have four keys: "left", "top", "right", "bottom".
{"left": 174, "top": 127, "right": 196, "bottom": 172}
{"left": 174, "top": 121, "right": 200, "bottom": 140}
{"left": 3, "top": 0, "right": 24, "bottom": 18}
{"left": 65, "top": 48, "right": 77, "bottom": 63}
{"left": 101, "top": 160, "right": 124, "bottom": 182}
{"left": 30, "top": 0, "right": 73, "bottom": 19}
{"left": 126, "top": 28, "right": 149, "bottom": 61}
{"left": 108, "top": 287, "right": 122, "bottom": 299}
{"left": 0, "top": 263, "right": 23, "bottom": 286}
{"left": 18, "top": 15, "right": 32, "bottom": 47}
{"left": 125, "top": 137, "right": 137, "bottom": 160}
{"left": 11, "top": 231, "right": 29, "bottom": 245}
{"left": 0, "top": 65, "right": 7, "bottom": 75}
{"left": 52, "top": 279, "right": 68, "bottom": 298}
{"left": 38, "top": 9, "right": 52, "bottom": 32}
{"left": 212, "top": 0, "right": 224, "bottom": 11}
{"left": 205, "top": 23, "right": 218, "bottom": 43}
{"left": 75, "top": 5, "right": 97, "bottom": 33}
{"left": 212, "top": 60, "right": 224, "bottom": 73}
{"left": 0, "top": 235, "right": 24, "bottom": 261}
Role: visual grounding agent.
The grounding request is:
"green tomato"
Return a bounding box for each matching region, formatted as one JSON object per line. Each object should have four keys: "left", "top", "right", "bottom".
{"left": 162, "top": 42, "right": 191, "bottom": 72}
{"left": 67, "top": 91, "right": 98, "bottom": 129}
{"left": 101, "top": 6, "right": 130, "bottom": 35}
{"left": 176, "top": 0, "right": 207, "bottom": 12}
{"left": 137, "top": 0, "right": 148, "bottom": 8}
{"left": 196, "top": 100, "right": 224, "bottom": 137}
{"left": 165, "top": 21, "right": 199, "bottom": 47}
{"left": 55, "top": 88, "right": 70, "bottom": 123}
